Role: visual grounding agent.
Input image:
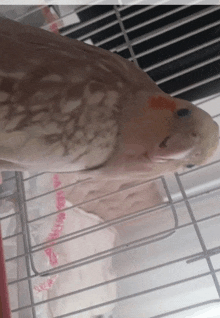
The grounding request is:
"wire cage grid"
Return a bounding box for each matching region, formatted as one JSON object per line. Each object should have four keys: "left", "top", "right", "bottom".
{"left": 0, "top": 3, "right": 220, "bottom": 318}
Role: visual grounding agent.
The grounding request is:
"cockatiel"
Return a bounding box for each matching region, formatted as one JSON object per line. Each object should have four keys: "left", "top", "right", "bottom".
{"left": 0, "top": 17, "right": 219, "bottom": 179}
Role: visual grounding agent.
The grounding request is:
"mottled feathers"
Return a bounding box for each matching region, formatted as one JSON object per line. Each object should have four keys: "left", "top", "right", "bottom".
{"left": 0, "top": 17, "right": 218, "bottom": 178}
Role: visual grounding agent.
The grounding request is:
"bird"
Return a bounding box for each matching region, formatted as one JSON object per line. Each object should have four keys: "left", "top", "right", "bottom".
{"left": 0, "top": 17, "right": 219, "bottom": 179}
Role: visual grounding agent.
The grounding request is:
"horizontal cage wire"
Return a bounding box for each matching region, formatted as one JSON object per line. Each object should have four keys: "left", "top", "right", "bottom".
{"left": 0, "top": 3, "right": 220, "bottom": 318}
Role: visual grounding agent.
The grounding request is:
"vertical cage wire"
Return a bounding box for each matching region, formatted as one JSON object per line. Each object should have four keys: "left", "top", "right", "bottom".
{"left": 0, "top": 4, "right": 220, "bottom": 318}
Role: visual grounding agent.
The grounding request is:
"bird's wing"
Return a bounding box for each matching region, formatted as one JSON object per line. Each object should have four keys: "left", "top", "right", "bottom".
{"left": 0, "top": 18, "right": 130, "bottom": 171}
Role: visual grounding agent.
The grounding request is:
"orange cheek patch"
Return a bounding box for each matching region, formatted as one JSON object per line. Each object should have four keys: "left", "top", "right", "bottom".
{"left": 148, "top": 95, "right": 177, "bottom": 112}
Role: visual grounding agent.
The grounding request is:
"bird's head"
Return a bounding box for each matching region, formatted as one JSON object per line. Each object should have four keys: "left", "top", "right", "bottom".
{"left": 144, "top": 95, "right": 219, "bottom": 169}
{"left": 106, "top": 93, "right": 219, "bottom": 178}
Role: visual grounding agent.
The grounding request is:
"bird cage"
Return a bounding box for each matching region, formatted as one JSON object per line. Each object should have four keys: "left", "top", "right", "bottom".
{"left": 0, "top": 4, "right": 220, "bottom": 318}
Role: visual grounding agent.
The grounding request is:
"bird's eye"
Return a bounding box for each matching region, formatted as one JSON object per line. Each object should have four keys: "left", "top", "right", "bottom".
{"left": 159, "top": 136, "right": 170, "bottom": 148}
{"left": 176, "top": 108, "right": 191, "bottom": 117}
{"left": 191, "top": 132, "right": 197, "bottom": 137}
{"left": 186, "top": 164, "right": 195, "bottom": 168}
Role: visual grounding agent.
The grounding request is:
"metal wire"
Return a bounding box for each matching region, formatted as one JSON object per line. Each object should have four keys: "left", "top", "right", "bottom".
{"left": 60, "top": 9, "right": 116, "bottom": 37}
{"left": 78, "top": 5, "right": 188, "bottom": 46}
{"left": 14, "top": 5, "right": 48, "bottom": 22}
{"left": 111, "top": 6, "right": 219, "bottom": 52}
{"left": 156, "top": 55, "right": 220, "bottom": 85}
{"left": 32, "top": 273, "right": 220, "bottom": 318}
{"left": 15, "top": 172, "right": 37, "bottom": 318}
{"left": 171, "top": 73, "right": 220, "bottom": 96}
{"left": 114, "top": 5, "right": 139, "bottom": 66}
{"left": 175, "top": 173, "right": 220, "bottom": 297}
{"left": 144, "top": 36, "right": 220, "bottom": 74}
{"left": 2, "top": 137, "right": 220, "bottom": 317}
{"left": 1, "top": 4, "right": 220, "bottom": 318}
{"left": 6, "top": 203, "right": 220, "bottom": 284}
{"left": 95, "top": 5, "right": 188, "bottom": 47}
{"left": 128, "top": 15, "right": 220, "bottom": 61}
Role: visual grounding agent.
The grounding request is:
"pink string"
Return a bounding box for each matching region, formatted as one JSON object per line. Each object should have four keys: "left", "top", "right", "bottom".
{"left": 34, "top": 275, "right": 58, "bottom": 293}
{"left": 34, "top": 174, "right": 67, "bottom": 292}
{"left": 34, "top": 10, "right": 65, "bottom": 294}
